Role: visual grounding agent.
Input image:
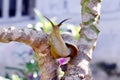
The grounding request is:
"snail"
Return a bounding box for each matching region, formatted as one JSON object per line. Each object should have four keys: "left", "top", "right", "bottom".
{"left": 44, "top": 16, "right": 78, "bottom": 59}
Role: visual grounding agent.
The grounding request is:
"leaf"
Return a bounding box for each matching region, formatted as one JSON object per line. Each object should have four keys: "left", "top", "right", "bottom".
{"left": 34, "top": 9, "right": 57, "bottom": 33}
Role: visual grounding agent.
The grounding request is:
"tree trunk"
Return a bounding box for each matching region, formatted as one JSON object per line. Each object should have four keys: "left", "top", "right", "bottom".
{"left": 0, "top": 0, "right": 102, "bottom": 80}
{"left": 63, "top": 0, "right": 101, "bottom": 80}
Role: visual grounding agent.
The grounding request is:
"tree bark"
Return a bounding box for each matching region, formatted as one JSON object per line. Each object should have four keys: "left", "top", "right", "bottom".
{"left": 0, "top": 28, "right": 57, "bottom": 80}
{"left": 0, "top": 0, "right": 102, "bottom": 80}
{"left": 63, "top": 0, "right": 101, "bottom": 80}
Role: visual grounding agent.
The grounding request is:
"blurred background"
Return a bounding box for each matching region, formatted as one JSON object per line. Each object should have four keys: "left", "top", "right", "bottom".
{"left": 0, "top": 0, "right": 120, "bottom": 80}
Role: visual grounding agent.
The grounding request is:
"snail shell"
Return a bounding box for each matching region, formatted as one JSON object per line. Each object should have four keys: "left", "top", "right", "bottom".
{"left": 65, "top": 42, "right": 78, "bottom": 58}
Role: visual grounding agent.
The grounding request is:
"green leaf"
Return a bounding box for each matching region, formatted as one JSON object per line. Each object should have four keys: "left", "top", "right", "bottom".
{"left": 34, "top": 9, "right": 57, "bottom": 33}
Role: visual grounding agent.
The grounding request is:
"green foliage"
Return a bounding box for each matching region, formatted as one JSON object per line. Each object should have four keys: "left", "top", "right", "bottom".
{"left": 34, "top": 9, "right": 55, "bottom": 33}
{"left": 30, "top": 9, "right": 80, "bottom": 40}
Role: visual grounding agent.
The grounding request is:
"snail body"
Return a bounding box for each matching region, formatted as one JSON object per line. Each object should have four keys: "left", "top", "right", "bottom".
{"left": 44, "top": 16, "right": 78, "bottom": 59}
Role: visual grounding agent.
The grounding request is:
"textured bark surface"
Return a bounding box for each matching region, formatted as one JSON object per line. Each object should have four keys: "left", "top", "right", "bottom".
{"left": 0, "top": 0, "right": 102, "bottom": 80}
{"left": 64, "top": 0, "right": 101, "bottom": 80}
{"left": 62, "top": 0, "right": 101, "bottom": 80}
{"left": 0, "top": 28, "right": 57, "bottom": 80}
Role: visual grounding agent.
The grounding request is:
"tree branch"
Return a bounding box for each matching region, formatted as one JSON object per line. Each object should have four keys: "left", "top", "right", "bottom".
{"left": 0, "top": 27, "right": 57, "bottom": 80}
{"left": 63, "top": 0, "right": 101, "bottom": 80}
